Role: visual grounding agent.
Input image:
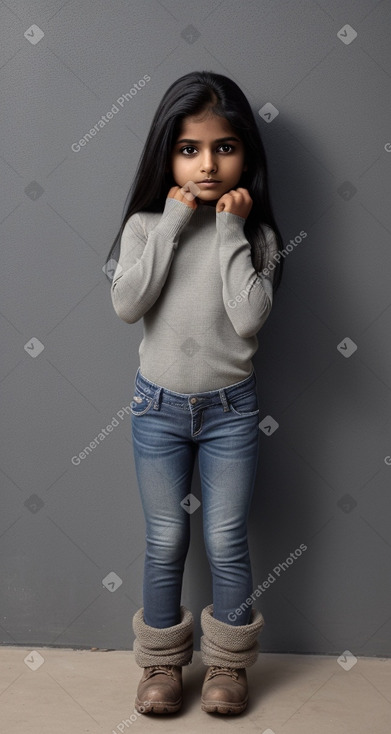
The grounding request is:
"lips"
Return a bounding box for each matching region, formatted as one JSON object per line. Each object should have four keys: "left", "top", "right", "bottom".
{"left": 198, "top": 179, "right": 220, "bottom": 183}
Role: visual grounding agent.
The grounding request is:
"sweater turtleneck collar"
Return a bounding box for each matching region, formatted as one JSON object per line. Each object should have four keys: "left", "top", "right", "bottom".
{"left": 192, "top": 202, "right": 218, "bottom": 215}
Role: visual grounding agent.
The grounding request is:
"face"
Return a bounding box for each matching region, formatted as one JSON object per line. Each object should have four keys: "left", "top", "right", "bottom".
{"left": 169, "top": 112, "right": 247, "bottom": 204}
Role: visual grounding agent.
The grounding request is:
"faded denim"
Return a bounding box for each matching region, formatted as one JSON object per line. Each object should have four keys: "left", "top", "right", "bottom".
{"left": 130, "top": 367, "right": 260, "bottom": 628}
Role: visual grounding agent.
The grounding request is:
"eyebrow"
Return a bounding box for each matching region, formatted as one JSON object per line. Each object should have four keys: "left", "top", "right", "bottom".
{"left": 175, "top": 136, "right": 241, "bottom": 144}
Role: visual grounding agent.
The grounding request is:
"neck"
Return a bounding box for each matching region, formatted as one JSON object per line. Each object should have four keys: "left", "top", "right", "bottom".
{"left": 197, "top": 198, "right": 217, "bottom": 208}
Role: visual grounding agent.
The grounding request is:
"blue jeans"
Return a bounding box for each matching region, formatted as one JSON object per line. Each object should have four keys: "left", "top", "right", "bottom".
{"left": 130, "top": 367, "right": 260, "bottom": 628}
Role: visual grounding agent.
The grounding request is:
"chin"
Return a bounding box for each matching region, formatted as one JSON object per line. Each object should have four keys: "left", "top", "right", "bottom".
{"left": 197, "top": 191, "right": 219, "bottom": 200}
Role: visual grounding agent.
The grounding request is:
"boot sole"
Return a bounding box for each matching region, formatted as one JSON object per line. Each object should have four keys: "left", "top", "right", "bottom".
{"left": 201, "top": 696, "right": 248, "bottom": 715}
{"left": 135, "top": 696, "right": 182, "bottom": 714}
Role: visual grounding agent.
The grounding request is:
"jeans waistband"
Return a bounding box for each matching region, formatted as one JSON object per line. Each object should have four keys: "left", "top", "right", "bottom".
{"left": 134, "top": 367, "right": 257, "bottom": 411}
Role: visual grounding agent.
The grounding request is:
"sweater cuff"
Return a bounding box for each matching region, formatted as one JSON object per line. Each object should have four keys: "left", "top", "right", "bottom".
{"left": 216, "top": 210, "right": 246, "bottom": 242}
{"left": 154, "top": 197, "right": 195, "bottom": 245}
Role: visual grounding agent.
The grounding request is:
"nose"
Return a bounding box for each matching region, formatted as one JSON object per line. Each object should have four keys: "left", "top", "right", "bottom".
{"left": 200, "top": 149, "right": 217, "bottom": 173}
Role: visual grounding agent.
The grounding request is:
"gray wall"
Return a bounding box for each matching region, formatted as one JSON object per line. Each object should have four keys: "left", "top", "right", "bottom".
{"left": 1, "top": 0, "right": 390, "bottom": 657}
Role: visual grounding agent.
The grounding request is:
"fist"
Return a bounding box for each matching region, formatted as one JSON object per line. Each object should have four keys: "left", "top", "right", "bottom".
{"left": 216, "top": 188, "right": 253, "bottom": 219}
{"left": 167, "top": 185, "right": 198, "bottom": 210}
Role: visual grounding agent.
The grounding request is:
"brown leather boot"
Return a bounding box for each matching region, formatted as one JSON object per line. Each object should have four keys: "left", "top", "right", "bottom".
{"left": 201, "top": 666, "right": 248, "bottom": 714}
{"left": 135, "top": 664, "right": 182, "bottom": 714}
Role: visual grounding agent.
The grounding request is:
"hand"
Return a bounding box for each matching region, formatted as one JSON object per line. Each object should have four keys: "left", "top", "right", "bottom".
{"left": 215, "top": 188, "right": 253, "bottom": 219}
{"left": 167, "top": 185, "right": 198, "bottom": 210}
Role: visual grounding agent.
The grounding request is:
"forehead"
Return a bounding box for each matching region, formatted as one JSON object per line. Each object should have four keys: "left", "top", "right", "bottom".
{"left": 175, "top": 114, "right": 239, "bottom": 140}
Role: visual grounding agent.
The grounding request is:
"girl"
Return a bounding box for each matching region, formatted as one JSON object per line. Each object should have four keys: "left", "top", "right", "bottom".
{"left": 105, "top": 70, "right": 284, "bottom": 716}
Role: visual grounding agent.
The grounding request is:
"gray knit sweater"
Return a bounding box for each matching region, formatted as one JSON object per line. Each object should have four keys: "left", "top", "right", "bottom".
{"left": 111, "top": 196, "right": 278, "bottom": 392}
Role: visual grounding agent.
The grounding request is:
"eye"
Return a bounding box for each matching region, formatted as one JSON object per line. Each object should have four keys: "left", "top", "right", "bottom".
{"left": 178, "top": 144, "right": 236, "bottom": 156}
{"left": 180, "top": 146, "right": 197, "bottom": 155}
{"left": 218, "top": 144, "right": 235, "bottom": 153}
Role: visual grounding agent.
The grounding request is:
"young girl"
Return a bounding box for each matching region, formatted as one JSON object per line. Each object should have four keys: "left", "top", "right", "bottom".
{"left": 105, "top": 70, "right": 284, "bottom": 716}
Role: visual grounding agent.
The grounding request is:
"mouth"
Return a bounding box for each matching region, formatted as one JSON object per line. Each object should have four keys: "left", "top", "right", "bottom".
{"left": 197, "top": 179, "right": 221, "bottom": 187}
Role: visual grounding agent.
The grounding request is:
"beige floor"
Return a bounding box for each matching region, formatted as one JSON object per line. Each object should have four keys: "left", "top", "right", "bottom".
{"left": 1, "top": 647, "right": 390, "bottom": 734}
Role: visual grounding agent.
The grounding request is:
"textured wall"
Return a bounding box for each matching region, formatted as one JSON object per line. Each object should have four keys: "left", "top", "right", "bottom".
{"left": 1, "top": 0, "right": 390, "bottom": 659}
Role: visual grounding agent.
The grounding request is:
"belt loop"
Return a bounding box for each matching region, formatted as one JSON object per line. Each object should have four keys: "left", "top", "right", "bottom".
{"left": 219, "top": 388, "right": 230, "bottom": 412}
{"left": 153, "top": 386, "right": 162, "bottom": 411}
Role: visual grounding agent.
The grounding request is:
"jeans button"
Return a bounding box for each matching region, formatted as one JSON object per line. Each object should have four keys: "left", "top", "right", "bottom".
{"left": 190, "top": 397, "right": 197, "bottom": 404}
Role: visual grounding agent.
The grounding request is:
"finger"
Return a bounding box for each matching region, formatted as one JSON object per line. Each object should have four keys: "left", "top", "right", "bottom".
{"left": 216, "top": 191, "right": 231, "bottom": 203}
{"left": 167, "top": 186, "right": 180, "bottom": 198}
{"left": 235, "top": 189, "right": 251, "bottom": 201}
{"left": 231, "top": 188, "right": 252, "bottom": 202}
{"left": 225, "top": 190, "right": 243, "bottom": 201}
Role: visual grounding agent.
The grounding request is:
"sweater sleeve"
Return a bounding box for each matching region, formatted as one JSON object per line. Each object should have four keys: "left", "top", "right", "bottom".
{"left": 216, "top": 211, "right": 279, "bottom": 338}
{"left": 110, "top": 197, "right": 195, "bottom": 324}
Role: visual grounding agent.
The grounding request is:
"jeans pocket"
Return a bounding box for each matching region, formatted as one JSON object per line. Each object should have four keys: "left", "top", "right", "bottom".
{"left": 130, "top": 385, "right": 155, "bottom": 416}
{"left": 229, "top": 389, "right": 259, "bottom": 417}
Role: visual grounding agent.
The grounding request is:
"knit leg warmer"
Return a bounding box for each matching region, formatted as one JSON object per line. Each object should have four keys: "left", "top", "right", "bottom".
{"left": 132, "top": 606, "right": 194, "bottom": 668}
{"left": 200, "top": 604, "right": 265, "bottom": 668}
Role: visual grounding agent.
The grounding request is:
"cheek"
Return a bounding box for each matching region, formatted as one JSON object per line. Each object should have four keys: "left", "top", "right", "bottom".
{"left": 172, "top": 156, "right": 189, "bottom": 175}
{"left": 228, "top": 162, "right": 244, "bottom": 180}
{"left": 224, "top": 156, "right": 244, "bottom": 173}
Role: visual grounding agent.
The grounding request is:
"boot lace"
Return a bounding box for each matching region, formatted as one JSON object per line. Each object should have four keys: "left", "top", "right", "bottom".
{"left": 207, "top": 666, "right": 239, "bottom": 681}
{"left": 143, "top": 665, "right": 176, "bottom": 680}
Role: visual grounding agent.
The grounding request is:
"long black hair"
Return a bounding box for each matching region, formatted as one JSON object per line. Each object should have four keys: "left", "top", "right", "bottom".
{"left": 104, "top": 70, "right": 284, "bottom": 290}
